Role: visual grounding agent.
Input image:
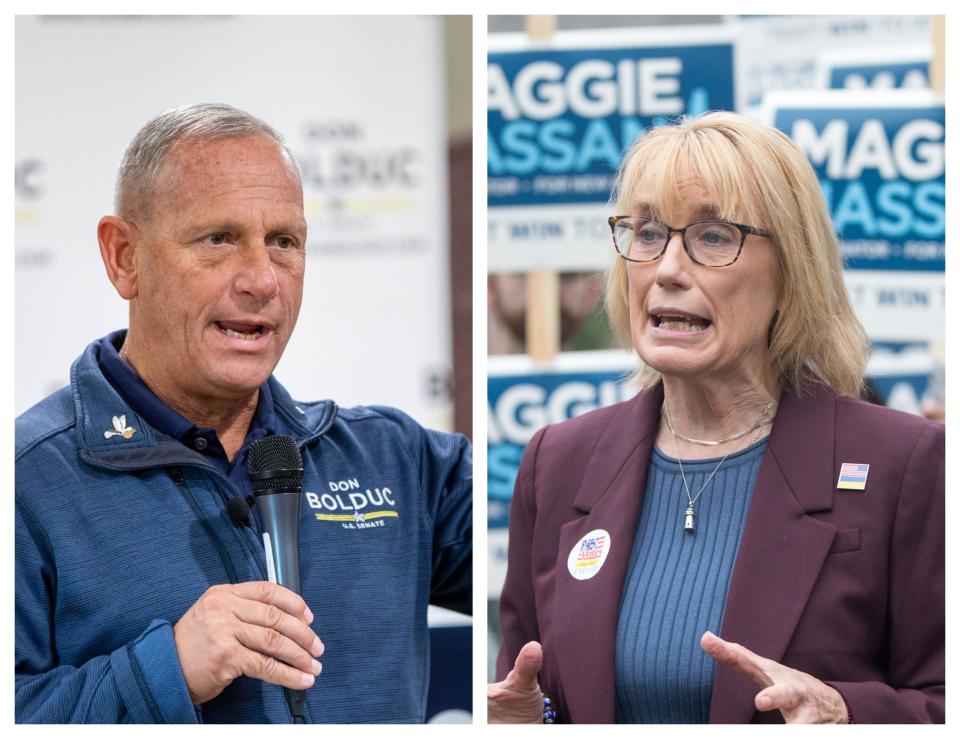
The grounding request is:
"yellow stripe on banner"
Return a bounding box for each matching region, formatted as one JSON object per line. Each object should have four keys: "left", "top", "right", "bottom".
{"left": 15, "top": 209, "right": 41, "bottom": 225}
{"left": 314, "top": 510, "right": 400, "bottom": 522}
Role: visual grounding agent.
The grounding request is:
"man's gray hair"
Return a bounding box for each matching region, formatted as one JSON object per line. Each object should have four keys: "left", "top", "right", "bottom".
{"left": 115, "top": 102, "right": 296, "bottom": 222}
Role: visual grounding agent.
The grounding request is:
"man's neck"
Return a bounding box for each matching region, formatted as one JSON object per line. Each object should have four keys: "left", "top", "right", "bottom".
{"left": 120, "top": 342, "right": 259, "bottom": 462}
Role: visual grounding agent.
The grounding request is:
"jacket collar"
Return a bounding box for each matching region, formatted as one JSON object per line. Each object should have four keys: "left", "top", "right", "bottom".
{"left": 572, "top": 385, "right": 662, "bottom": 512}
{"left": 71, "top": 336, "right": 337, "bottom": 471}
{"left": 549, "top": 383, "right": 840, "bottom": 723}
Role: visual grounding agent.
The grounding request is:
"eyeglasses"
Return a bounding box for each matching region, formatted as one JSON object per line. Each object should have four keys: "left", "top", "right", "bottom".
{"left": 608, "top": 216, "right": 771, "bottom": 268}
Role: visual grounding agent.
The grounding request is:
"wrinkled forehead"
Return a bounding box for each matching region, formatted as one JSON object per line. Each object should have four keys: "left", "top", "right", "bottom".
{"left": 617, "top": 131, "right": 767, "bottom": 228}
{"left": 150, "top": 136, "right": 304, "bottom": 214}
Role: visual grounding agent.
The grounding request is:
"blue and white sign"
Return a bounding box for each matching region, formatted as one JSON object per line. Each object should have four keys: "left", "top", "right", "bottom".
{"left": 489, "top": 42, "right": 734, "bottom": 208}
{"left": 730, "top": 15, "right": 931, "bottom": 111}
{"left": 816, "top": 47, "right": 930, "bottom": 91}
{"left": 866, "top": 340, "right": 938, "bottom": 416}
{"left": 763, "top": 90, "right": 944, "bottom": 342}
{"left": 829, "top": 61, "right": 928, "bottom": 91}
{"left": 487, "top": 352, "right": 638, "bottom": 529}
{"left": 488, "top": 27, "right": 735, "bottom": 273}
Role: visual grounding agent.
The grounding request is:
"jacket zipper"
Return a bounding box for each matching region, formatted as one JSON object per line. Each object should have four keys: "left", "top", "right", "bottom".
{"left": 168, "top": 468, "right": 241, "bottom": 584}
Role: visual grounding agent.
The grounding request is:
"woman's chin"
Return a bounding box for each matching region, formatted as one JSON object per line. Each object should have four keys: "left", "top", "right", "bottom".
{"left": 637, "top": 348, "right": 712, "bottom": 380}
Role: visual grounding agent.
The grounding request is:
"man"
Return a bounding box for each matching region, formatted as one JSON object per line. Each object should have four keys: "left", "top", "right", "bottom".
{"left": 15, "top": 104, "right": 472, "bottom": 723}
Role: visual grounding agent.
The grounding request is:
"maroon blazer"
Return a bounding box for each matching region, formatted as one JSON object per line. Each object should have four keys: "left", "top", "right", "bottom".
{"left": 496, "top": 383, "right": 944, "bottom": 723}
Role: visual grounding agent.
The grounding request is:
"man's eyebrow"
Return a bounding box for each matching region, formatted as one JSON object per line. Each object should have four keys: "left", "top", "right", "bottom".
{"left": 182, "top": 220, "right": 243, "bottom": 234}
{"left": 178, "top": 218, "right": 307, "bottom": 236}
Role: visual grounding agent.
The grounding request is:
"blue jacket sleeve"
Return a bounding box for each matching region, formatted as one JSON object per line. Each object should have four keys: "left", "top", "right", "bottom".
{"left": 421, "top": 427, "right": 472, "bottom": 615}
{"left": 15, "top": 498, "right": 198, "bottom": 724}
{"left": 372, "top": 406, "right": 473, "bottom": 615}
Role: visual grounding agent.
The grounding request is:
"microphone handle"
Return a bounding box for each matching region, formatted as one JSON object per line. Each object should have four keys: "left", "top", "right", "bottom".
{"left": 254, "top": 489, "right": 306, "bottom": 721}
{"left": 255, "top": 490, "right": 302, "bottom": 595}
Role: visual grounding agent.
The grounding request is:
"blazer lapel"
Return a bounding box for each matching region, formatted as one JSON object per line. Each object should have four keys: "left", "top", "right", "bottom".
{"left": 709, "top": 385, "right": 840, "bottom": 723}
{"left": 551, "top": 387, "right": 662, "bottom": 723}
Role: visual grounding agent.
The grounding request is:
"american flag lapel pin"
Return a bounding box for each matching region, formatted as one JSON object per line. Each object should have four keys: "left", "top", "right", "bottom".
{"left": 837, "top": 462, "right": 869, "bottom": 491}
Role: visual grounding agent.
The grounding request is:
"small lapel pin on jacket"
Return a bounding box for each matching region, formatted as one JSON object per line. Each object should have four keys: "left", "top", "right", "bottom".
{"left": 103, "top": 414, "right": 137, "bottom": 440}
{"left": 837, "top": 462, "right": 869, "bottom": 491}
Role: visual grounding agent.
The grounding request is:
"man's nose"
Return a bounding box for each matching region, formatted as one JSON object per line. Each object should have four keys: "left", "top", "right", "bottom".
{"left": 234, "top": 243, "right": 280, "bottom": 301}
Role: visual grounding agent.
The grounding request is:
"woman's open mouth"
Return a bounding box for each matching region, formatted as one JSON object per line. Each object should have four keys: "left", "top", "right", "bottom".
{"left": 651, "top": 313, "right": 712, "bottom": 333}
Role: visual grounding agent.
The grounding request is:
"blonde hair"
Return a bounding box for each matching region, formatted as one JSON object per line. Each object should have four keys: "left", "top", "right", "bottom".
{"left": 605, "top": 111, "right": 868, "bottom": 397}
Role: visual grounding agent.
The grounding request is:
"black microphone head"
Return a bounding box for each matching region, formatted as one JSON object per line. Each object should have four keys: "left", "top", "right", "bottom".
{"left": 226, "top": 495, "right": 252, "bottom": 525}
{"left": 247, "top": 434, "right": 304, "bottom": 494}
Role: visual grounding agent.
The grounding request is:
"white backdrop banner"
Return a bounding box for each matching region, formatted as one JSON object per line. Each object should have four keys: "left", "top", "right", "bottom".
{"left": 16, "top": 16, "right": 452, "bottom": 430}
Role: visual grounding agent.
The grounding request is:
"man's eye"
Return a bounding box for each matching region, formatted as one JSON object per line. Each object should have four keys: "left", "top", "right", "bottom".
{"left": 273, "top": 235, "right": 301, "bottom": 250}
{"left": 203, "top": 233, "right": 229, "bottom": 246}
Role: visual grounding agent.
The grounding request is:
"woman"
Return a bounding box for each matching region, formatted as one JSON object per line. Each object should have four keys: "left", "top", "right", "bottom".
{"left": 488, "top": 112, "right": 944, "bottom": 724}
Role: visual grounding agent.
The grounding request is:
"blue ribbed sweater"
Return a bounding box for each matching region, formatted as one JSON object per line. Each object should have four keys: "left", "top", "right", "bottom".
{"left": 614, "top": 439, "right": 767, "bottom": 723}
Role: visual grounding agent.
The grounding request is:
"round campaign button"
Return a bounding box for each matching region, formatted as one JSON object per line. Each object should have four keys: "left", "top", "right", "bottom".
{"left": 567, "top": 528, "right": 611, "bottom": 581}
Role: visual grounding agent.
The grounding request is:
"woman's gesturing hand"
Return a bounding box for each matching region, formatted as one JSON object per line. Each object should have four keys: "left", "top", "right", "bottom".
{"left": 701, "top": 631, "right": 848, "bottom": 723}
{"left": 488, "top": 641, "right": 546, "bottom": 724}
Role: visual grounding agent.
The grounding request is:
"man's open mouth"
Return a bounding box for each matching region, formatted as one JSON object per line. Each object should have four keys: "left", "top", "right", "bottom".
{"left": 215, "top": 321, "right": 267, "bottom": 341}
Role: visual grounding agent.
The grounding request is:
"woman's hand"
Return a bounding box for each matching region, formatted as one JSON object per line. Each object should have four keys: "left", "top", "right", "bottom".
{"left": 701, "top": 631, "right": 848, "bottom": 723}
{"left": 487, "top": 641, "right": 545, "bottom": 724}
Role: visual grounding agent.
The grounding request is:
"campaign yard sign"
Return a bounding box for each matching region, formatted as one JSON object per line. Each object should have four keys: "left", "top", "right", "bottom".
{"left": 815, "top": 47, "right": 930, "bottom": 91}
{"left": 487, "top": 352, "right": 638, "bottom": 529}
{"left": 730, "top": 15, "right": 931, "bottom": 111}
{"left": 827, "top": 60, "right": 929, "bottom": 90}
{"left": 488, "top": 28, "right": 735, "bottom": 273}
{"left": 763, "top": 90, "right": 944, "bottom": 342}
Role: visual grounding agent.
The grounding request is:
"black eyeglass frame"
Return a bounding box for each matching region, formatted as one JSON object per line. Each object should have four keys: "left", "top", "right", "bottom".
{"left": 608, "top": 215, "right": 771, "bottom": 267}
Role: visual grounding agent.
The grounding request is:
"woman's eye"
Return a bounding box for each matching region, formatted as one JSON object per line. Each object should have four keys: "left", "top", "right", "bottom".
{"left": 701, "top": 230, "right": 732, "bottom": 245}
{"left": 638, "top": 228, "right": 661, "bottom": 243}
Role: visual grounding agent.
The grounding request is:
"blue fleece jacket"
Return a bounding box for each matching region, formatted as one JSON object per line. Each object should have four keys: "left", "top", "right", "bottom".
{"left": 15, "top": 338, "right": 472, "bottom": 723}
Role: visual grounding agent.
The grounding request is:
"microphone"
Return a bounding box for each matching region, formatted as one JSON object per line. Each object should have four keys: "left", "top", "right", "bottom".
{"left": 246, "top": 434, "right": 307, "bottom": 722}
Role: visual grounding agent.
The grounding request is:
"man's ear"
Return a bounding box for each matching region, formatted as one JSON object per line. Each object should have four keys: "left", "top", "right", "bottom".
{"left": 98, "top": 216, "right": 140, "bottom": 299}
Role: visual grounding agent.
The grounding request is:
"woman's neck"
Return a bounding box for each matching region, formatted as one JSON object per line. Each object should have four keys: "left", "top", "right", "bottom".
{"left": 657, "top": 373, "right": 782, "bottom": 460}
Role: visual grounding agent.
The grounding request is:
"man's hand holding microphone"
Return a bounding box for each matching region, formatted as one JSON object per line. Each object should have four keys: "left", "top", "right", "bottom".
{"left": 174, "top": 581, "right": 322, "bottom": 705}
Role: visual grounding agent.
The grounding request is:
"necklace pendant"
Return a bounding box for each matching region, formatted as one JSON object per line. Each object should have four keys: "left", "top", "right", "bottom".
{"left": 683, "top": 505, "right": 695, "bottom": 533}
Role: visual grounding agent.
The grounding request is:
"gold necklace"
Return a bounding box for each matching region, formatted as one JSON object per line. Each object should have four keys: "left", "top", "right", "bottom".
{"left": 666, "top": 400, "right": 774, "bottom": 533}
{"left": 663, "top": 400, "right": 774, "bottom": 446}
